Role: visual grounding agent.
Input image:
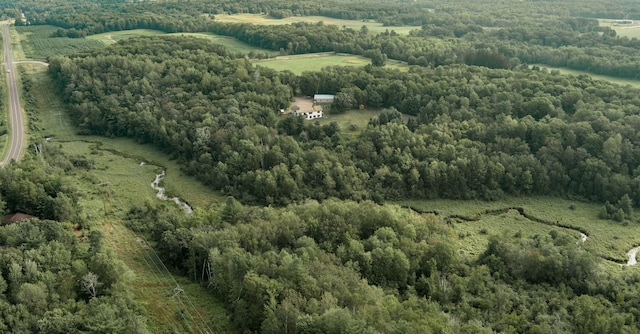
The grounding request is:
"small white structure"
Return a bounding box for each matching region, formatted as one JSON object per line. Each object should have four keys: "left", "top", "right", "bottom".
{"left": 314, "top": 94, "right": 335, "bottom": 104}
{"left": 300, "top": 110, "right": 323, "bottom": 120}
{"left": 613, "top": 19, "right": 634, "bottom": 25}
{"left": 291, "top": 106, "right": 324, "bottom": 120}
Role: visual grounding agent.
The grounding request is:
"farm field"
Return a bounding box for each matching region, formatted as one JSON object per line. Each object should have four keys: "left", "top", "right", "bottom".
{"left": 401, "top": 197, "right": 640, "bottom": 268}
{"left": 254, "top": 52, "right": 409, "bottom": 74}
{"left": 213, "top": 14, "right": 420, "bottom": 35}
{"left": 15, "top": 25, "right": 103, "bottom": 58}
{"left": 87, "top": 29, "right": 278, "bottom": 56}
{"left": 532, "top": 63, "right": 640, "bottom": 88}
{"left": 23, "top": 64, "right": 231, "bottom": 331}
{"left": 598, "top": 19, "right": 640, "bottom": 38}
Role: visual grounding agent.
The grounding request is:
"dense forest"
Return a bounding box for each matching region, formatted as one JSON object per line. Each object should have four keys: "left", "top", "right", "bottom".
{"left": 49, "top": 37, "right": 640, "bottom": 211}
{"left": 5, "top": 0, "right": 640, "bottom": 332}
{"left": 122, "top": 193, "right": 640, "bottom": 333}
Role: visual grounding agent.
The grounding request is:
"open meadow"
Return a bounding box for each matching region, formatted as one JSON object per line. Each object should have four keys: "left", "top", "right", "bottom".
{"left": 598, "top": 19, "right": 640, "bottom": 39}
{"left": 213, "top": 13, "right": 420, "bottom": 35}
{"left": 532, "top": 63, "right": 640, "bottom": 88}
{"left": 254, "top": 52, "right": 409, "bottom": 74}
{"left": 87, "top": 29, "right": 278, "bottom": 56}
{"left": 401, "top": 196, "right": 640, "bottom": 270}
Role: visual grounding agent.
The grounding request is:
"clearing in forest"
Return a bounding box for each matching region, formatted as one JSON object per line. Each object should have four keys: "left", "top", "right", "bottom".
{"left": 88, "top": 29, "right": 278, "bottom": 56}
{"left": 254, "top": 52, "right": 409, "bottom": 74}
{"left": 532, "top": 64, "right": 640, "bottom": 88}
{"left": 213, "top": 13, "right": 420, "bottom": 35}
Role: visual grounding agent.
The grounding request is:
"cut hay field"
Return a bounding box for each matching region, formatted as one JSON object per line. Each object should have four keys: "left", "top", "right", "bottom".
{"left": 254, "top": 52, "right": 409, "bottom": 74}
{"left": 598, "top": 19, "right": 640, "bottom": 39}
{"left": 213, "top": 13, "right": 420, "bottom": 35}
{"left": 15, "top": 25, "right": 103, "bottom": 58}
{"left": 401, "top": 197, "right": 640, "bottom": 270}
{"left": 87, "top": 29, "right": 277, "bottom": 56}
{"left": 532, "top": 64, "right": 640, "bottom": 89}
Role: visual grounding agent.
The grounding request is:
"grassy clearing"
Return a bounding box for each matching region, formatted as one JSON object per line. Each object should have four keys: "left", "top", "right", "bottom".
{"left": 316, "top": 108, "right": 380, "bottom": 139}
{"left": 15, "top": 25, "right": 103, "bottom": 59}
{"left": 213, "top": 13, "right": 419, "bottom": 35}
{"left": 254, "top": 53, "right": 409, "bottom": 74}
{"left": 532, "top": 64, "right": 640, "bottom": 88}
{"left": 88, "top": 29, "right": 278, "bottom": 56}
{"left": 401, "top": 197, "right": 640, "bottom": 269}
{"left": 174, "top": 32, "right": 278, "bottom": 55}
{"left": 25, "top": 65, "right": 231, "bottom": 331}
{"left": 598, "top": 19, "right": 640, "bottom": 38}
{"left": 86, "top": 29, "right": 166, "bottom": 45}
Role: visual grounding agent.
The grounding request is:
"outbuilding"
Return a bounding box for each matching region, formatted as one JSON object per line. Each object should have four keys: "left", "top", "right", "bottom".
{"left": 314, "top": 94, "right": 335, "bottom": 104}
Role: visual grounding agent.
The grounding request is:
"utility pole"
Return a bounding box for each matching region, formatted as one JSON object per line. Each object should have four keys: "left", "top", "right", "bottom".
{"left": 98, "top": 182, "right": 113, "bottom": 216}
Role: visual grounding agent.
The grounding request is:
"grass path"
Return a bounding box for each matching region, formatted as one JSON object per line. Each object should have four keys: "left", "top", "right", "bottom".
{"left": 102, "top": 220, "right": 230, "bottom": 334}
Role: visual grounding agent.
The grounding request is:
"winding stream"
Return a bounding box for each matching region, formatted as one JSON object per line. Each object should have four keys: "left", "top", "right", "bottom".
{"left": 150, "top": 170, "right": 193, "bottom": 214}
{"left": 626, "top": 247, "right": 640, "bottom": 266}
{"left": 405, "top": 205, "right": 640, "bottom": 266}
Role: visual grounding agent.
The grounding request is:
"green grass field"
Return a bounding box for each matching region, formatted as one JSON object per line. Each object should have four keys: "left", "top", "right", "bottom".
{"left": 316, "top": 108, "right": 380, "bottom": 139}
{"left": 532, "top": 64, "right": 640, "bottom": 89}
{"left": 254, "top": 53, "right": 409, "bottom": 74}
{"left": 401, "top": 197, "right": 640, "bottom": 270}
{"left": 87, "top": 29, "right": 278, "bottom": 56}
{"left": 213, "top": 13, "right": 420, "bottom": 35}
{"left": 598, "top": 19, "right": 640, "bottom": 38}
{"left": 15, "top": 25, "right": 104, "bottom": 59}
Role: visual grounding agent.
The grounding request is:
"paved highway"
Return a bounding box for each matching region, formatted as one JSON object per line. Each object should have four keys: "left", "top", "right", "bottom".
{"left": 1, "top": 23, "right": 24, "bottom": 166}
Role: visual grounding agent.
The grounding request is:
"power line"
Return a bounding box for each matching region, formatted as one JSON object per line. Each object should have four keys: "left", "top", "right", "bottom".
{"left": 140, "top": 237, "right": 215, "bottom": 334}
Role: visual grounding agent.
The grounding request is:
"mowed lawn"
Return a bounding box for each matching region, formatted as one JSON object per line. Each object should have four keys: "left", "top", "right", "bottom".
{"left": 255, "top": 53, "right": 409, "bottom": 74}
{"left": 213, "top": 13, "right": 420, "bottom": 35}
{"left": 532, "top": 64, "right": 640, "bottom": 88}
{"left": 315, "top": 109, "right": 381, "bottom": 139}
